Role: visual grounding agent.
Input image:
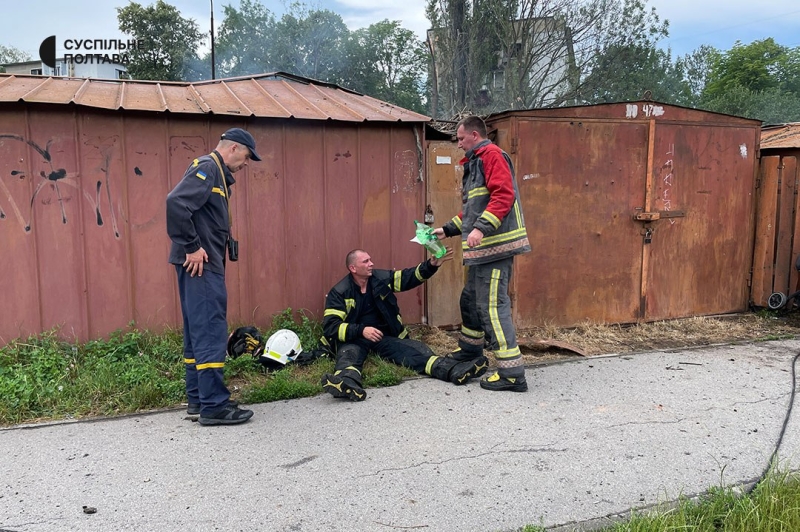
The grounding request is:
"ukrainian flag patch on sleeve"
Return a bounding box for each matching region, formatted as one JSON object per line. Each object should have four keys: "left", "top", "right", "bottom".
{"left": 195, "top": 170, "right": 207, "bottom": 180}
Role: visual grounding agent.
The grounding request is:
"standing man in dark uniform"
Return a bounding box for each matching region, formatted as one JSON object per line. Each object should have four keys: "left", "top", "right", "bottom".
{"left": 433, "top": 115, "right": 531, "bottom": 392}
{"left": 166, "top": 128, "right": 261, "bottom": 425}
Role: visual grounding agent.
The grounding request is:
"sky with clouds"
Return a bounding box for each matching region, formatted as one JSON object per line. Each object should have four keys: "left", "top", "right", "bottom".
{"left": 3, "top": 0, "right": 799, "bottom": 62}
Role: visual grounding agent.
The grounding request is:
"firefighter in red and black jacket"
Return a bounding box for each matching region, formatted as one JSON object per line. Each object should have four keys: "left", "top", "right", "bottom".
{"left": 319, "top": 248, "right": 489, "bottom": 402}
{"left": 434, "top": 115, "right": 531, "bottom": 392}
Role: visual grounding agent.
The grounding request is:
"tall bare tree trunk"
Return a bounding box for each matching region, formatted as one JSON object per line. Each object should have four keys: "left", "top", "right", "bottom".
{"left": 452, "top": 0, "right": 468, "bottom": 109}
{"left": 427, "top": 34, "right": 440, "bottom": 119}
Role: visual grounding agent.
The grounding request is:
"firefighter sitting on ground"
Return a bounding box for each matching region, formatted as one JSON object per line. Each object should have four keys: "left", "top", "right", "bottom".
{"left": 319, "top": 248, "right": 489, "bottom": 401}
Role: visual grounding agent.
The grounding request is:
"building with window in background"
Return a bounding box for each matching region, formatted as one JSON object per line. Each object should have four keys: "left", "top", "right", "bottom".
{"left": 1, "top": 57, "right": 127, "bottom": 79}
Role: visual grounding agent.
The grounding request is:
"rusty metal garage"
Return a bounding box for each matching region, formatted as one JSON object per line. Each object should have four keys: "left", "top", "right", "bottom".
{"left": 0, "top": 72, "right": 429, "bottom": 344}
{"left": 426, "top": 102, "right": 761, "bottom": 328}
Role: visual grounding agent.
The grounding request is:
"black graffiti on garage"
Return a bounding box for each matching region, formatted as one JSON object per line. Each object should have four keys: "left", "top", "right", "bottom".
{"left": 0, "top": 134, "right": 120, "bottom": 237}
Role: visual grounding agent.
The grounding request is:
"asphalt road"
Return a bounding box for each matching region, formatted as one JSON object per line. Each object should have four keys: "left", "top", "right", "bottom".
{"left": 2, "top": 339, "right": 800, "bottom": 532}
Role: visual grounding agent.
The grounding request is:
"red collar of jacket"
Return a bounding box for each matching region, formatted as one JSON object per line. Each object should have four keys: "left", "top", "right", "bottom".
{"left": 459, "top": 139, "right": 493, "bottom": 164}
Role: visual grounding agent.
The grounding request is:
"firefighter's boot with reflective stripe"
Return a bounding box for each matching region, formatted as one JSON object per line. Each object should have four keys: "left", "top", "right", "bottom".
{"left": 480, "top": 371, "right": 528, "bottom": 392}
{"left": 430, "top": 354, "right": 489, "bottom": 385}
{"left": 320, "top": 368, "right": 366, "bottom": 401}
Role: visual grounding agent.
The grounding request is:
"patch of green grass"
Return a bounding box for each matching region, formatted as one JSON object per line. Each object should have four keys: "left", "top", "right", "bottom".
{"left": 241, "top": 366, "right": 323, "bottom": 403}
{"left": 363, "top": 356, "right": 416, "bottom": 387}
{"left": 520, "top": 525, "right": 546, "bottom": 531}
{"left": 0, "top": 328, "right": 186, "bottom": 425}
{"left": 588, "top": 468, "right": 800, "bottom": 532}
{"left": 237, "top": 352, "right": 415, "bottom": 404}
{"left": 0, "top": 313, "right": 419, "bottom": 426}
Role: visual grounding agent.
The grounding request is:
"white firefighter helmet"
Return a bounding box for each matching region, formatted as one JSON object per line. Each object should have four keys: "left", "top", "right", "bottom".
{"left": 260, "top": 329, "right": 303, "bottom": 368}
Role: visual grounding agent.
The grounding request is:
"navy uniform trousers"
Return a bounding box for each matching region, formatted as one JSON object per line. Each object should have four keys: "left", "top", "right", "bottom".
{"left": 175, "top": 266, "right": 230, "bottom": 416}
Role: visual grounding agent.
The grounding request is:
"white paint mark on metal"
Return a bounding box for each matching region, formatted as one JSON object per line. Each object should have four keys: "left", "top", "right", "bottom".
{"left": 642, "top": 104, "right": 665, "bottom": 117}
{"left": 523, "top": 173, "right": 540, "bottom": 180}
{"left": 740, "top": 144, "right": 748, "bottom": 159}
{"left": 394, "top": 150, "right": 417, "bottom": 193}
{"left": 436, "top": 156, "right": 452, "bottom": 165}
{"left": 626, "top": 104, "right": 638, "bottom": 119}
{"left": 662, "top": 144, "right": 677, "bottom": 225}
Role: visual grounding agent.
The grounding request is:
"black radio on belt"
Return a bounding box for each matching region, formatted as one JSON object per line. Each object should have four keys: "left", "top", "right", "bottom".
{"left": 227, "top": 237, "right": 239, "bottom": 262}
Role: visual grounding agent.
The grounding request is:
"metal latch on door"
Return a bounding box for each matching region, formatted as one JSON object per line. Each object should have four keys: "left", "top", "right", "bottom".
{"left": 633, "top": 208, "right": 685, "bottom": 245}
{"left": 632, "top": 210, "right": 686, "bottom": 221}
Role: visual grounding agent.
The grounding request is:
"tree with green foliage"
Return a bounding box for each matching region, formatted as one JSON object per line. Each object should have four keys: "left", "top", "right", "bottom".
{"left": 700, "top": 39, "right": 800, "bottom": 123}
{"left": 580, "top": 44, "right": 689, "bottom": 105}
{"left": 0, "top": 44, "right": 32, "bottom": 72}
{"left": 347, "top": 20, "right": 428, "bottom": 113}
{"left": 705, "top": 38, "right": 796, "bottom": 95}
{"left": 672, "top": 45, "right": 716, "bottom": 108}
{"left": 271, "top": 6, "right": 350, "bottom": 84}
{"left": 213, "top": 0, "right": 277, "bottom": 77}
{"left": 701, "top": 85, "right": 800, "bottom": 125}
{"left": 117, "top": 0, "right": 205, "bottom": 81}
{"left": 210, "top": 2, "right": 428, "bottom": 113}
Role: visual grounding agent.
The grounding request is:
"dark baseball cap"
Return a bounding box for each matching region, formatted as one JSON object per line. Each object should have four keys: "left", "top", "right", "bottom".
{"left": 221, "top": 128, "right": 262, "bottom": 161}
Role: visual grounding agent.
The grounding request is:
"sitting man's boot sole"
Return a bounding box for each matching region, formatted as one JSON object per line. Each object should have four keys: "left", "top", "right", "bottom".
{"left": 450, "top": 355, "right": 489, "bottom": 385}
{"left": 198, "top": 405, "right": 254, "bottom": 426}
{"left": 480, "top": 373, "right": 528, "bottom": 392}
{"left": 320, "top": 374, "right": 367, "bottom": 401}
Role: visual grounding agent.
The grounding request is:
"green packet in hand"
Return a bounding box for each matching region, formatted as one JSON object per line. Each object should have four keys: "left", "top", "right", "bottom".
{"left": 411, "top": 220, "right": 446, "bottom": 258}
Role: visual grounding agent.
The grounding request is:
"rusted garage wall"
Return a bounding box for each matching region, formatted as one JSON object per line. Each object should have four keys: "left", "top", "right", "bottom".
{"left": 751, "top": 124, "right": 800, "bottom": 307}
{"left": 485, "top": 103, "right": 760, "bottom": 327}
{"left": 0, "top": 104, "right": 427, "bottom": 344}
{"left": 752, "top": 152, "right": 800, "bottom": 307}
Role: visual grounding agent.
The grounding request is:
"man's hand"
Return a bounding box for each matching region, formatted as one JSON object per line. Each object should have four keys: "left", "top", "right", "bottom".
{"left": 183, "top": 248, "right": 208, "bottom": 277}
{"left": 432, "top": 227, "right": 445, "bottom": 240}
{"left": 467, "top": 228, "right": 484, "bottom": 248}
{"left": 362, "top": 326, "right": 384, "bottom": 342}
{"left": 430, "top": 248, "right": 454, "bottom": 267}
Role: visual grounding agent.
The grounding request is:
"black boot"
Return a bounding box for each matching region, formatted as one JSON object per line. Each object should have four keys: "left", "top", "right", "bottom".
{"left": 322, "top": 346, "right": 367, "bottom": 401}
{"left": 480, "top": 372, "right": 528, "bottom": 392}
{"left": 430, "top": 355, "right": 489, "bottom": 385}
{"left": 320, "top": 369, "right": 366, "bottom": 401}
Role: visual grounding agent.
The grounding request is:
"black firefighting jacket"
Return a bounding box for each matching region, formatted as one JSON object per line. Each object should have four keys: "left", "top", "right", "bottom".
{"left": 320, "top": 260, "right": 439, "bottom": 352}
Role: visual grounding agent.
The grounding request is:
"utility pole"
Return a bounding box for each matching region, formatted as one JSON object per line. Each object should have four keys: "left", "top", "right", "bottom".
{"left": 210, "top": 0, "right": 216, "bottom": 79}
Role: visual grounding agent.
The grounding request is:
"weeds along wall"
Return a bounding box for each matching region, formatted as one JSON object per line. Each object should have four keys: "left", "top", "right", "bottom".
{"left": 0, "top": 102, "right": 428, "bottom": 345}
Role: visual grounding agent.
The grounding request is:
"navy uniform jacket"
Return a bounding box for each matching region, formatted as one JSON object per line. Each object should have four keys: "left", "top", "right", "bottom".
{"left": 166, "top": 150, "right": 234, "bottom": 275}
